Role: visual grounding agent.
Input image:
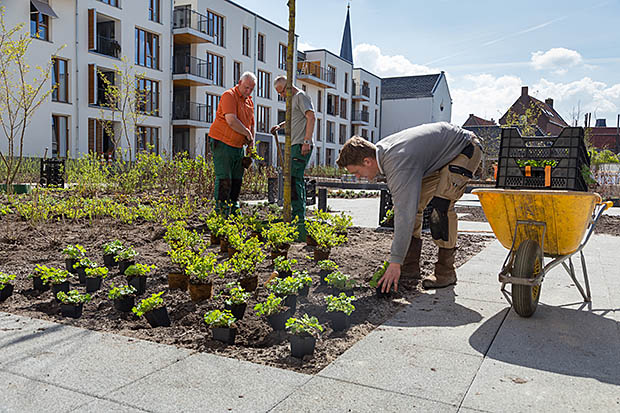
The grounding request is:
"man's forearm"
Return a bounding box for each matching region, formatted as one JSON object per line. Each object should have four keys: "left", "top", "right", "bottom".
{"left": 226, "top": 115, "right": 251, "bottom": 137}
{"left": 304, "top": 115, "right": 315, "bottom": 143}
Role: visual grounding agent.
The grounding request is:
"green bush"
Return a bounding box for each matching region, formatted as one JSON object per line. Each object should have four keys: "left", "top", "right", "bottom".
{"left": 325, "top": 293, "right": 357, "bottom": 316}
{"left": 325, "top": 271, "right": 356, "bottom": 290}
{"left": 85, "top": 266, "right": 109, "bottom": 278}
{"left": 285, "top": 314, "right": 323, "bottom": 336}
{"left": 0, "top": 272, "right": 16, "bottom": 289}
{"left": 369, "top": 261, "right": 389, "bottom": 288}
{"left": 132, "top": 292, "right": 165, "bottom": 317}
{"left": 203, "top": 309, "right": 236, "bottom": 328}
{"left": 62, "top": 244, "right": 86, "bottom": 259}
{"left": 107, "top": 284, "right": 137, "bottom": 299}
{"left": 254, "top": 293, "right": 285, "bottom": 317}
{"left": 124, "top": 263, "right": 157, "bottom": 277}
{"left": 57, "top": 290, "right": 92, "bottom": 305}
{"left": 102, "top": 240, "right": 124, "bottom": 256}
{"left": 115, "top": 246, "right": 139, "bottom": 262}
{"left": 268, "top": 276, "right": 302, "bottom": 296}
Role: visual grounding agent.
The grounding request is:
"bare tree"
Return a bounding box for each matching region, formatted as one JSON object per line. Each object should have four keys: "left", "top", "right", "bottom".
{"left": 283, "top": 0, "right": 296, "bottom": 221}
{"left": 569, "top": 100, "right": 582, "bottom": 127}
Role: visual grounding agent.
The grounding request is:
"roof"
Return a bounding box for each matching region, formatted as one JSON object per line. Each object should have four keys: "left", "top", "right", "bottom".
{"left": 499, "top": 88, "right": 569, "bottom": 136}
{"left": 381, "top": 74, "right": 441, "bottom": 100}
{"left": 463, "top": 114, "right": 496, "bottom": 127}
{"left": 590, "top": 127, "right": 620, "bottom": 152}
{"left": 339, "top": 7, "right": 353, "bottom": 63}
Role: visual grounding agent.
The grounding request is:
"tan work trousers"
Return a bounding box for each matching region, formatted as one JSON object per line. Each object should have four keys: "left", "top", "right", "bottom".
{"left": 412, "top": 140, "right": 483, "bottom": 249}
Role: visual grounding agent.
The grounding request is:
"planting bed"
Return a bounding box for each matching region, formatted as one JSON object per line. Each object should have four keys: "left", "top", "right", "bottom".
{"left": 0, "top": 210, "right": 491, "bottom": 374}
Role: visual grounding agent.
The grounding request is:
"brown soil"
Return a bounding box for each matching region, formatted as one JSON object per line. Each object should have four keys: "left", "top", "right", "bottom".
{"left": 0, "top": 214, "right": 492, "bottom": 374}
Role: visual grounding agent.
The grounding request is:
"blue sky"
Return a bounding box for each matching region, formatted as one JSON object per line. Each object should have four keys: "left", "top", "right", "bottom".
{"left": 233, "top": 0, "right": 620, "bottom": 127}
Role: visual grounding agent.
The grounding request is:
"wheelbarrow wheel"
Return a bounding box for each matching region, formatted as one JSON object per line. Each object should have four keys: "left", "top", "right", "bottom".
{"left": 512, "top": 239, "right": 542, "bottom": 318}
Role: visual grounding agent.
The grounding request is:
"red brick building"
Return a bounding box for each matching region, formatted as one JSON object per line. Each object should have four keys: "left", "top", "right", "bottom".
{"left": 499, "top": 86, "right": 568, "bottom": 136}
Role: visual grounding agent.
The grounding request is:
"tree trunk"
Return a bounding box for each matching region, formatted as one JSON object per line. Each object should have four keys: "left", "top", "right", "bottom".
{"left": 283, "top": 0, "right": 296, "bottom": 222}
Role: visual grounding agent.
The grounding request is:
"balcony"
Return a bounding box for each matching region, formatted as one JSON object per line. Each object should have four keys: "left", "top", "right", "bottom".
{"left": 173, "top": 55, "right": 212, "bottom": 87}
{"left": 351, "top": 110, "right": 369, "bottom": 125}
{"left": 352, "top": 83, "right": 370, "bottom": 101}
{"left": 96, "top": 35, "right": 121, "bottom": 58}
{"left": 172, "top": 101, "right": 209, "bottom": 128}
{"left": 296, "top": 61, "right": 335, "bottom": 88}
{"left": 173, "top": 6, "right": 213, "bottom": 44}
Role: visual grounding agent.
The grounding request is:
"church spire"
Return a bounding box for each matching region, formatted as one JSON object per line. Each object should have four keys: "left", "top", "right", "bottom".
{"left": 339, "top": 3, "right": 353, "bottom": 63}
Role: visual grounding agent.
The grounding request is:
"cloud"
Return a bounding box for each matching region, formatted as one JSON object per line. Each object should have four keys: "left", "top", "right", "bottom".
{"left": 530, "top": 48, "right": 583, "bottom": 73}
{"left": 353, "top": 43, "right": 439, "bottom": 77}
{"left": 297, "top": 41, "right": 317, "bottom": 52}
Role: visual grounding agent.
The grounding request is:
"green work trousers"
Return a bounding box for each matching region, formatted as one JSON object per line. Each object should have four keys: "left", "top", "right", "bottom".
{"left": 291, "top": 144, "right": 312, "bottom": 240}
{"left": 210, "top": 137, "right": 244, "bottom": 216}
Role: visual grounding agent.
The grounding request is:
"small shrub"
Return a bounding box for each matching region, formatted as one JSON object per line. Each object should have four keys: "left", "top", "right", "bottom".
{"left": 219, "top": 282, "right": 251, "bottom": 306}
{"left": 0, "top": 272, "right": 16, "bottom": 289}
{"left": 132, "top": 292, "right": 165, "bottom": 317}
{"left": 268, "top": 276, "right": 302, "bottom": 296}
{"left": 254, "top": 293, "right": 285, "bottom": 317}
{"left": 369, "top": 261, "right": 389, "bottom": 288}
{"left": 317, "top": 259, "right": 338, "bottom": 271}
{"left": 274, "top": 256, "right": 297, "bottom": 273}
{"left": 107, "top": 284, "right": 137, "bottom": 299}
{"left": 203, "top": 309, "right": 236, "bottom": 328}
{"left": 294, "top": 270, "right": 312, "bottom": 287}
{"left": 62, "top": 244, "right": 86, "bottom": 259}
{"left": 56, "top": 290, "right": 92, "bottom": 305}
{"left": 261, "top": 219, "right": 298, "bottom": 251}
{"left": 324, "top": 293, "right": 357, "bottom": 316}
{"left": 324, "top": 271, "right": 356, "bottom": 290}
{"left": 102, "top": 240, "right": 124, "bottom": 256}
{"left": 124, "top": 263, "right": 157, "bottom": 277}
{"left": 73, "top": 257, "right": 97, "bottom": 270}
{"left": 114, "top": 246, "right": 139, "bottom": 262}
{"left": 185, "top": 253, "right": 228, "bottom": 282}
{"left": 85, "top": 266, "right": 109, "bottom": 278}
{"left": 285, "top": 314, "right": 323, "bottom": 337}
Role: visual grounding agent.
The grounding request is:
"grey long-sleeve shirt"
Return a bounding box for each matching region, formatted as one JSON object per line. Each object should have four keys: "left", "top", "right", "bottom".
{"left": 376, "top": 122, "right": 476, "bottom": 264}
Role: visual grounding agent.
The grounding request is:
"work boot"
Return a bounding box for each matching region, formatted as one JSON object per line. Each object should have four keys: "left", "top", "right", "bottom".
{"left": 422, "top": 247, "right": 457, "bottom": 289}
{"left": 401, "top": 237, "right": 423, "bottom": 280}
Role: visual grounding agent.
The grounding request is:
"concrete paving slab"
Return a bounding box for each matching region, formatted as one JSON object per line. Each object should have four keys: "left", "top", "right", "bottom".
{"left": 107, "top": 352, "right": 311, "bottom": 413}
{"left": 0, "top": 370, "right": 94, "bottom": 413}
{"left": 270, "top": 375, "right": 457, "bottom": 413}
{"left": 70, "top": 398, "right": 150, "bottom": 413}
{"left": 0, "top": 313, "right": 194, "bottom": 398}
{"left": 318, "top": 329, "right": 484, "bottom": 406}
{"left": 458, "top": 221, "right": 493, "bottom": 233}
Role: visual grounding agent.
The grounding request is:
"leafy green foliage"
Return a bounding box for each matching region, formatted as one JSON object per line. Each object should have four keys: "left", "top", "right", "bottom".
{"left": 324, "top": 293, "right": 357, "bottom": 316}
{"left": 294, "top": 270, "right": 312, "bottom": 287}
{"left": 590, "top": 149, "right": 620, "bottom": 165}
{"left": 274, "top": 256, "right": 297, "bottom": 273}
{"left": 163, "top": 221, "right": 202, "bottom": 250}
{"left": 515, "top": 159, "right": 558, "bottom": 168}
{"left": 218, "top": 282, "right": 251, "bottom": 306}
{"left": 85, "top": 266, "right": 109, "bottom": 278}
{"left": 254, "top": 293, "right": 285, "bottom": 317}
{"left": 317, "top": 259, "right": 338, "bottom": 271}
{"left": 202, "top": 210, "right": 227, "bottom": 238}
{"left": 73, "top": 257, "right": 97, "bottom": 270}
{"left": 307, "top": 221, "right": 346, "bottom": 251}
{"left": 325, "top": 271, "right": 356, "bottom": 290}
{"left": 228, "top": 237, "right": 265, "bottom": 276}
{"left": 203, "top": 309, "right": 236, "bottom": 328}
{"left": 35, "top": 265, "right": 71, "bottom": 285}
{"left": 107, "top": 284, "right": 137, "bottom": 299}
{"left": 268, "top": 276, "right": 302, "bottom": 297}
{"left": 102, "top": 240, "right": 124, "bottom": 256}
{"left": 115, "top": 246, "right": 139, "bottom": 262}
{"left": 185, "top": 253, "right": 228, "bottom": 281}
{"left": 0, "top": 272, "right": 16, "bottom": 289}
{"left": 62, "top": 244, "right": 86, "bottom": 259}
{"left": 381, "top": 208, "right": 394, "bottom": 225}
{"left": 329, "top": 212, "right": 353, "bottom": 234}
{"left": 369, "top": 261, "right": 389, "bottom": 288}
{"left": 132, "top": 292, "right": 164, "bottom": 317}
{"left": 261, "top": 219, "right": 298, "bottom": 250}
{"left": 57, "top": 290, "right": 92, "bottom": 305}
{"left": 285, "top": 314, "right": 323, "bottom": 336}
{"left": 124, "top": 263, "right": 156, "bottom": 277}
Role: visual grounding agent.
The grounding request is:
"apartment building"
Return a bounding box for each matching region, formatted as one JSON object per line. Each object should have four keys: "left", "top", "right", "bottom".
{"left": 0, "top": 0, "right": 172, "bottom": 159}
{"left": 352, "top": 68, "right": 381, "bottom": 145}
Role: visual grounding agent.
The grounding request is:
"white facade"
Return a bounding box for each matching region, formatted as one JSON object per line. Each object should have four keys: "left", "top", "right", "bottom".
{"left": 0, "top": 0, "right": 173, "bottom": 159}
{"left": 352, "top": 67, "right": 381, "bottom": 144}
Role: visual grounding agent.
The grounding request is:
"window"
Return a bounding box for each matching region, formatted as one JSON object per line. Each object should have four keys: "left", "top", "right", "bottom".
{"left": 135, "top": 28, "right": 160, "bottom": 69}
{"left": 339, "top": 124, "right": 347, "bottom": 144}
{"left": 206, "top": 93, "right": 220, "bottom": 123}
{"left": 361, "top": 129, "right": 368, "bottom": 138}
{"left": 327, "top": 65, "right": 336, "bottom": 84}
{"left": 233, "top": 61, "right": 241, "bottom": 85}
{"left": 136, "top": 78, "right": 160, "bottom": 116}
{"left": 257, "top": 70, "right": 271, "bottom": 99}
{"left": 340, "top": 98, "right": 347, "bottom": 119}
{"left": 344, "top": 73, "right": 348, "bottom": 93}
{"left": 278, "top": 44, "right": 287, "bottom": 70}
{"left": 316, "top": 118, "right": 321, "bottom": 141}
{"left": 375, "top": 109, "right": 378, "bottom": 127}
{"left": 149, "top": 0, "right": 160, "bottom": 23}
{"left": 326, "top": 148, "right": 334, "bottom": 165}
{"left": 375, "top": 86, "right": 379, "bottom": 104}
{"left": 317, "top": 90, "right": 322, "bottom": 113}
{"left": 52, "top": 58, "right": 69, "bottom": 103}
{"left": 257, "top": 33, "right": 265, "bottom": 62}
{"left": 242, "top": 27, "right": 250, "bottom": 56}
{"left": 96, "top": 70, "right": 115, "bottom": 107}
{"left": 327, "top": 94, "right": 339, "bottom": 116}
{"left": 30, "top": 3, "right": 49, "bottom": 40}
{"left": 207, "top": 52, "right": 223, "bottom": 86}
{"left": 136, "top": 126, "right": 159, "bottom": 154}
{"left": 98, "top": 0, "right": 119, "bottom": 6}
{"left": 257, "top": 105, "right": 270, "bottom": 133}
{"left": 208, "top": 11, "right": 224, "bottom": 47}
{"left": 277, "top": 110, "right": 286, "bottom": 134}
{"left": 52, "top": 115, "right": 69, "bottom": 158}
{"left": 371, "top": 130, "right": 375, "bottom": 142}
{"left": 326, "top": 121, "right": 335, "bottom": 143}
{"left": 316, "top": 150, "right": 321, "bottom": 166}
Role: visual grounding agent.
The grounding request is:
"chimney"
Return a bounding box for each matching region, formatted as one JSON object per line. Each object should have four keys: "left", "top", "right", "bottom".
{"left": 595, "top": 118, "right": 607, "bottom": 127}
{"left": 521, "top": 86, "right": 528, "bottom": 97}
{"left": 545, "top": 98, "right": 554, "bottom": 108}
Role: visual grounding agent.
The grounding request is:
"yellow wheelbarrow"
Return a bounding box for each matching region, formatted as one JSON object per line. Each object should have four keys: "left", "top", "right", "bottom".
{"left": 472, "top": 188, "right": 612, "bottom": 317}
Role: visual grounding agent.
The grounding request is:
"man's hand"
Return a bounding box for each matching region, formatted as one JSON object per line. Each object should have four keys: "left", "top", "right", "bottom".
{"left": 378, "top": 262, "right": 401, "bottom": 293}
{"left": 270, "top": 125, "right": 280, "bottom": 135}
{"left": 301, "top": 143, "right": 311, "bottom": 155}
{"left": 244, "top": 129, "right": 254, "bottom": 146}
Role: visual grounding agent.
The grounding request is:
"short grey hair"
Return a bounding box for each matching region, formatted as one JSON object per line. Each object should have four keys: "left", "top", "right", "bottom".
{"left": 239, "top": 71, "right": 257, "bottom": 83}
{"left": 273, "top": 75, "right": 287, "bottom": 88}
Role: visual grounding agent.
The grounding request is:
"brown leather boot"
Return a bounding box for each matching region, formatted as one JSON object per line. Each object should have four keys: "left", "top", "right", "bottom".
{"left": 401, "top": 237, "right": 423, "bottom": 280}
{"left": 422, "top": 247, "right": 457, "bottom": 289}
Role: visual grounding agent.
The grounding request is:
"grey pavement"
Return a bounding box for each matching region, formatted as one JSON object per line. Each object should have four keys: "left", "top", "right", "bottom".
{"left": 1, "top": 216, "right": 619, "bottom": 411}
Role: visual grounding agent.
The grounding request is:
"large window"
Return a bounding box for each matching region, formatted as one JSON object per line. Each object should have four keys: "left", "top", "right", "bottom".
{"left": 52, "top": 58, "right": 69, "bottom": 103}
{"left": 52, "top": 115, "right": 69, "bottom": 158}
{"left": 344, "top": 73, "right": 349, "bottom": 94}
{"left": 257, "top": 33, "right": 265, "bottom": 62}
{"left": 317, "top": 90, "right": 322, "bottom": 113}
{"left": 135, "top": 28, "right": 160, "bottom": 69}
{"left": 327, "top": 94, "right": 339, "bottom": 116}
{"left": 136, "top": 78, "right": 160, "bottom": 116}
{"left": 149, "top": 0, "right": 160, "bottom": 23}
{"left": 207, "top": 52, "right": 223, "bottom": 86}
{"left": 340, "top": 98, "right": 347, "bottom": 119}
{"left": 98, "top": 0, "right": 119, "bottom": 6}
{"left": 326, "top": 121, "right": 335, "bottom": 143}
{"left": 206, "top": 93, "right": 220, "bottom": 123}
{"left": 278, "top": 44, "right": 287, "bottom": 70}
{"left": 208, "top": 10, "right": 224, "bottom": 47}
{"left": 339, "top": 124, "right": 347, "bottom": 144}
{"left": 136, "top": 126, "right": 159, "bottom": 154}
{"left": 375, "top": 109, "right": 378, "bottom": 127}
{"left": 316, "top": 118, "right": 321, "bottom": 141}
{"left": 375, "top": 86, "right": 379, "bottom": 104}
{"left": 257, "top": 70, "right": 271, "bottom": 99}
{"left": 257, "top": 105, "right": 270, "bottom": 133}
{"left": 30, "top": 3, "right": 49, "bottom": 40}
{"left": 242, "top": 27, "right": 250, "bottom": 57}
{"left": 233, "top": 61, "right": 241, "bottom": 85}
{"left": 326, "top": 148, "right": 334, "bottom": 166}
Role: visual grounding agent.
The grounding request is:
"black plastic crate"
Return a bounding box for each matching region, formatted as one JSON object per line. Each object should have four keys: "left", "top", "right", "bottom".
{"left": 378, "top": 189, "right": 431, "bottom": 229}
{"left": 496, "top": 127, "right": 590, "bottom": 191}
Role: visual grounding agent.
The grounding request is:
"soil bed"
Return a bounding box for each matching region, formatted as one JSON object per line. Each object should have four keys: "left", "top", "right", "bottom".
{"left": 0, "top": 214, "right": 491, "bottom": 374}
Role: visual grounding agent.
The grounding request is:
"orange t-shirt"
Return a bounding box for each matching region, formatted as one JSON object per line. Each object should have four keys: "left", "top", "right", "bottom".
{"left": 209, "top": 85, "right": 255, "bottom": 148}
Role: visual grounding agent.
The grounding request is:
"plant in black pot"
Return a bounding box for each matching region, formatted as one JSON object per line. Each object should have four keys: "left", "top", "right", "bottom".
{"left": 57, "top": 290, "right": 92, "bottom": 318}
{"left": 84, "top": 266, "right": 108, "bottom": 293}
{"left": 186, "top": 253, "right": 227, "bottom": 303}
{"left": 228, "top": 237, "right": 265, "bottom": 292}
{"left": 62, "top": 244, "right": 86, "bottom": 273}
{"left": 0, "top": 271, "right": 16, "bottom": 302}
{"left": 369, "top": 261, "right": 391, "bottom": 298}
{"left": 115, "top": 246, "right": 139, "bottom": 275}
{"left": 29, "top": 264, "right": 53, "bottom": 292}
{"left": 317, "top": 259, "right": 338, "bottom": 286}
{"left": 307, "top": 221, "right": 346, "bottom": 262}
{"left": 219, "top": 282, "right": 251, "bottom": 320}
{"left": 43, "top": 267, "right": 73, "bottom": 301}
{"left": 268, "top": 276, "right": 302, "bottom": 312}
{"left": 329, "top": 212, "right": 353, "bottom": 237}
{"left": 164, "top": 221, "right": 204, "bottom": 291}
{"left": 285, "top": 314, "right": 323, "bottom": 359}
{"left": 261, "top": 219, "right": 298, "bottom": 260}
{"left": 132, "top": 291, "right": 170, "bottom": 328}
{"left": 167, "top": 246, "right": 193, "bottom": 291}
{"left": 102, "top": 240, "right": 124, "bottom": 268}
{"left": 254, "top": 293, "right": 292, "bottom": 331}
{"left": 324, "top": 270, "right": 357, "bottom": 296}
{"left": 324, "top": 293, "right": 357, "bottom": 331}
{"left": 273, "top": 256, "right": 297, "bottom": 279}
{"left": 204, "top": 309, "right": 237, "bottom": 345}
{"left": 73, "top": 257, "right": 97, "bottom": 284}
{"left": 295, "top": 270, "right": 312, "bottom": 298}
{"left": 203, "top": 211, "right": 226, "bottom": 245}
{"left": 124, "top": 263, "right": 156, "bottom": 295}
{"left": 107, "top": 283, "right": 137, "bottom": 312}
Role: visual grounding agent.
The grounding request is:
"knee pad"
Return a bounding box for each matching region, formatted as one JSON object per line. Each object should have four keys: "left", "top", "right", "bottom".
{"left": 429, "top": 197, "right": 450, "bottom": 242}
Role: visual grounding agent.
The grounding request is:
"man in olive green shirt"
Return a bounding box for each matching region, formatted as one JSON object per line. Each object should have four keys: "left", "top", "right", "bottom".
{"left": 270, "top": 76, "right": 315, "bottom": 241}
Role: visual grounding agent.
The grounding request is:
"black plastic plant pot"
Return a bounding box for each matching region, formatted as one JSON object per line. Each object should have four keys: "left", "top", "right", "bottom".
{"left": 85, "top": 276, "right": 102, "bottom": 293}
{"left": 65, "top": 258, "right": 78, "bottom": 273}
{"left": 0, "top": 284, "right": 14, "bottom": 303}
{"left": 289, "top": 334, "right": 317, "bottom": 358}
{"left": 113, "top": 295, "right": 135, "bottom": 312}
{"left": 144, "top": 306, "right": 170, "bottom": 328}
{"left": 224, "top": 303, "right": 247, "bottom": 320}
{"left": 318, "top": 270, "right": 331, "bottom": 286}
{"left": 298, "top": 285, "right": 310, "bottom": 298}
{"left": 127, "top": 275, "right": 146, "bottom": 295}
{"left": 336, "top": 288, "right": 355, "bottom": 297}
{"left": 76, "top": 267, "right": 87, "bottom": 284}
{"left": 266, "top": 308, "right": 293, "bottom": 331}
{"left": 375, "top": 286, "right": 392, "bottom": 299}
{"left": 60, "top": 303, "right": 83, "bottom": 319}
{"left": 51, "top": 281, "right": 70, "bottom": 301}
{"left": 103, "top": 254, "right": 117, "bottom": 268}
{"left": 32, "top": 276, "right": 50, "bottom": 292}
{"left": 277, "top": 270, "right": 292, "bottom": 279}
{"left": 277, "top": 294, "right": 297, "bottom": 312}
{"left": 118, "top": 260, "right": 135, "bottom": 276}
{"left": 329, "top": 311, "right": 351, "bottom": 331}
{"left": 212, "top": 327, "right": 237, "bottom": 345}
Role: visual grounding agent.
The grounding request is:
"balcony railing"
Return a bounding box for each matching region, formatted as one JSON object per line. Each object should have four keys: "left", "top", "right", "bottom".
{"left": 173, "top": 55, "right": 212, "bottom": 80}
{"left": 352, "top": 110, "right": 370, "bottom": 123}
{"left": 96, "top": 35, "right": 121, "bottom": 58}
{"left": 173, "top": 6, "right": 213, "bottom": 36}
{"left": 173, "top": 101, "right": 207, "bottom": 122}
{"left": 296, "top": 62, "right": 336, "bottom": 85}
{"left": 353, "top": 83, "right": 370, "bottom": 98}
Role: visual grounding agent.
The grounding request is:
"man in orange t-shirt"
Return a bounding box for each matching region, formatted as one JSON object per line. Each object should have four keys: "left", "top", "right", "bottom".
{"left": 208, "top": 72, "right": 256, "bottom": 215}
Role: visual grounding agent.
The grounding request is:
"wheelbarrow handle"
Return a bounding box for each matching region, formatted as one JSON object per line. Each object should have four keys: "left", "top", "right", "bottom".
{"left": 601, "top": 201, "right": 614, "bottom": 211}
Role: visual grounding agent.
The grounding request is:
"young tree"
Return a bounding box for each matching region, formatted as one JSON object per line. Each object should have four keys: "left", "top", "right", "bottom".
{"left": 502, "top": 101, "right": 543, "bottom": 136}
{"left": 0, "top": 8, "right": 62, "bottom": 192}
{"left": 283, "top": 0, "right": 296, "bottom": 221}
